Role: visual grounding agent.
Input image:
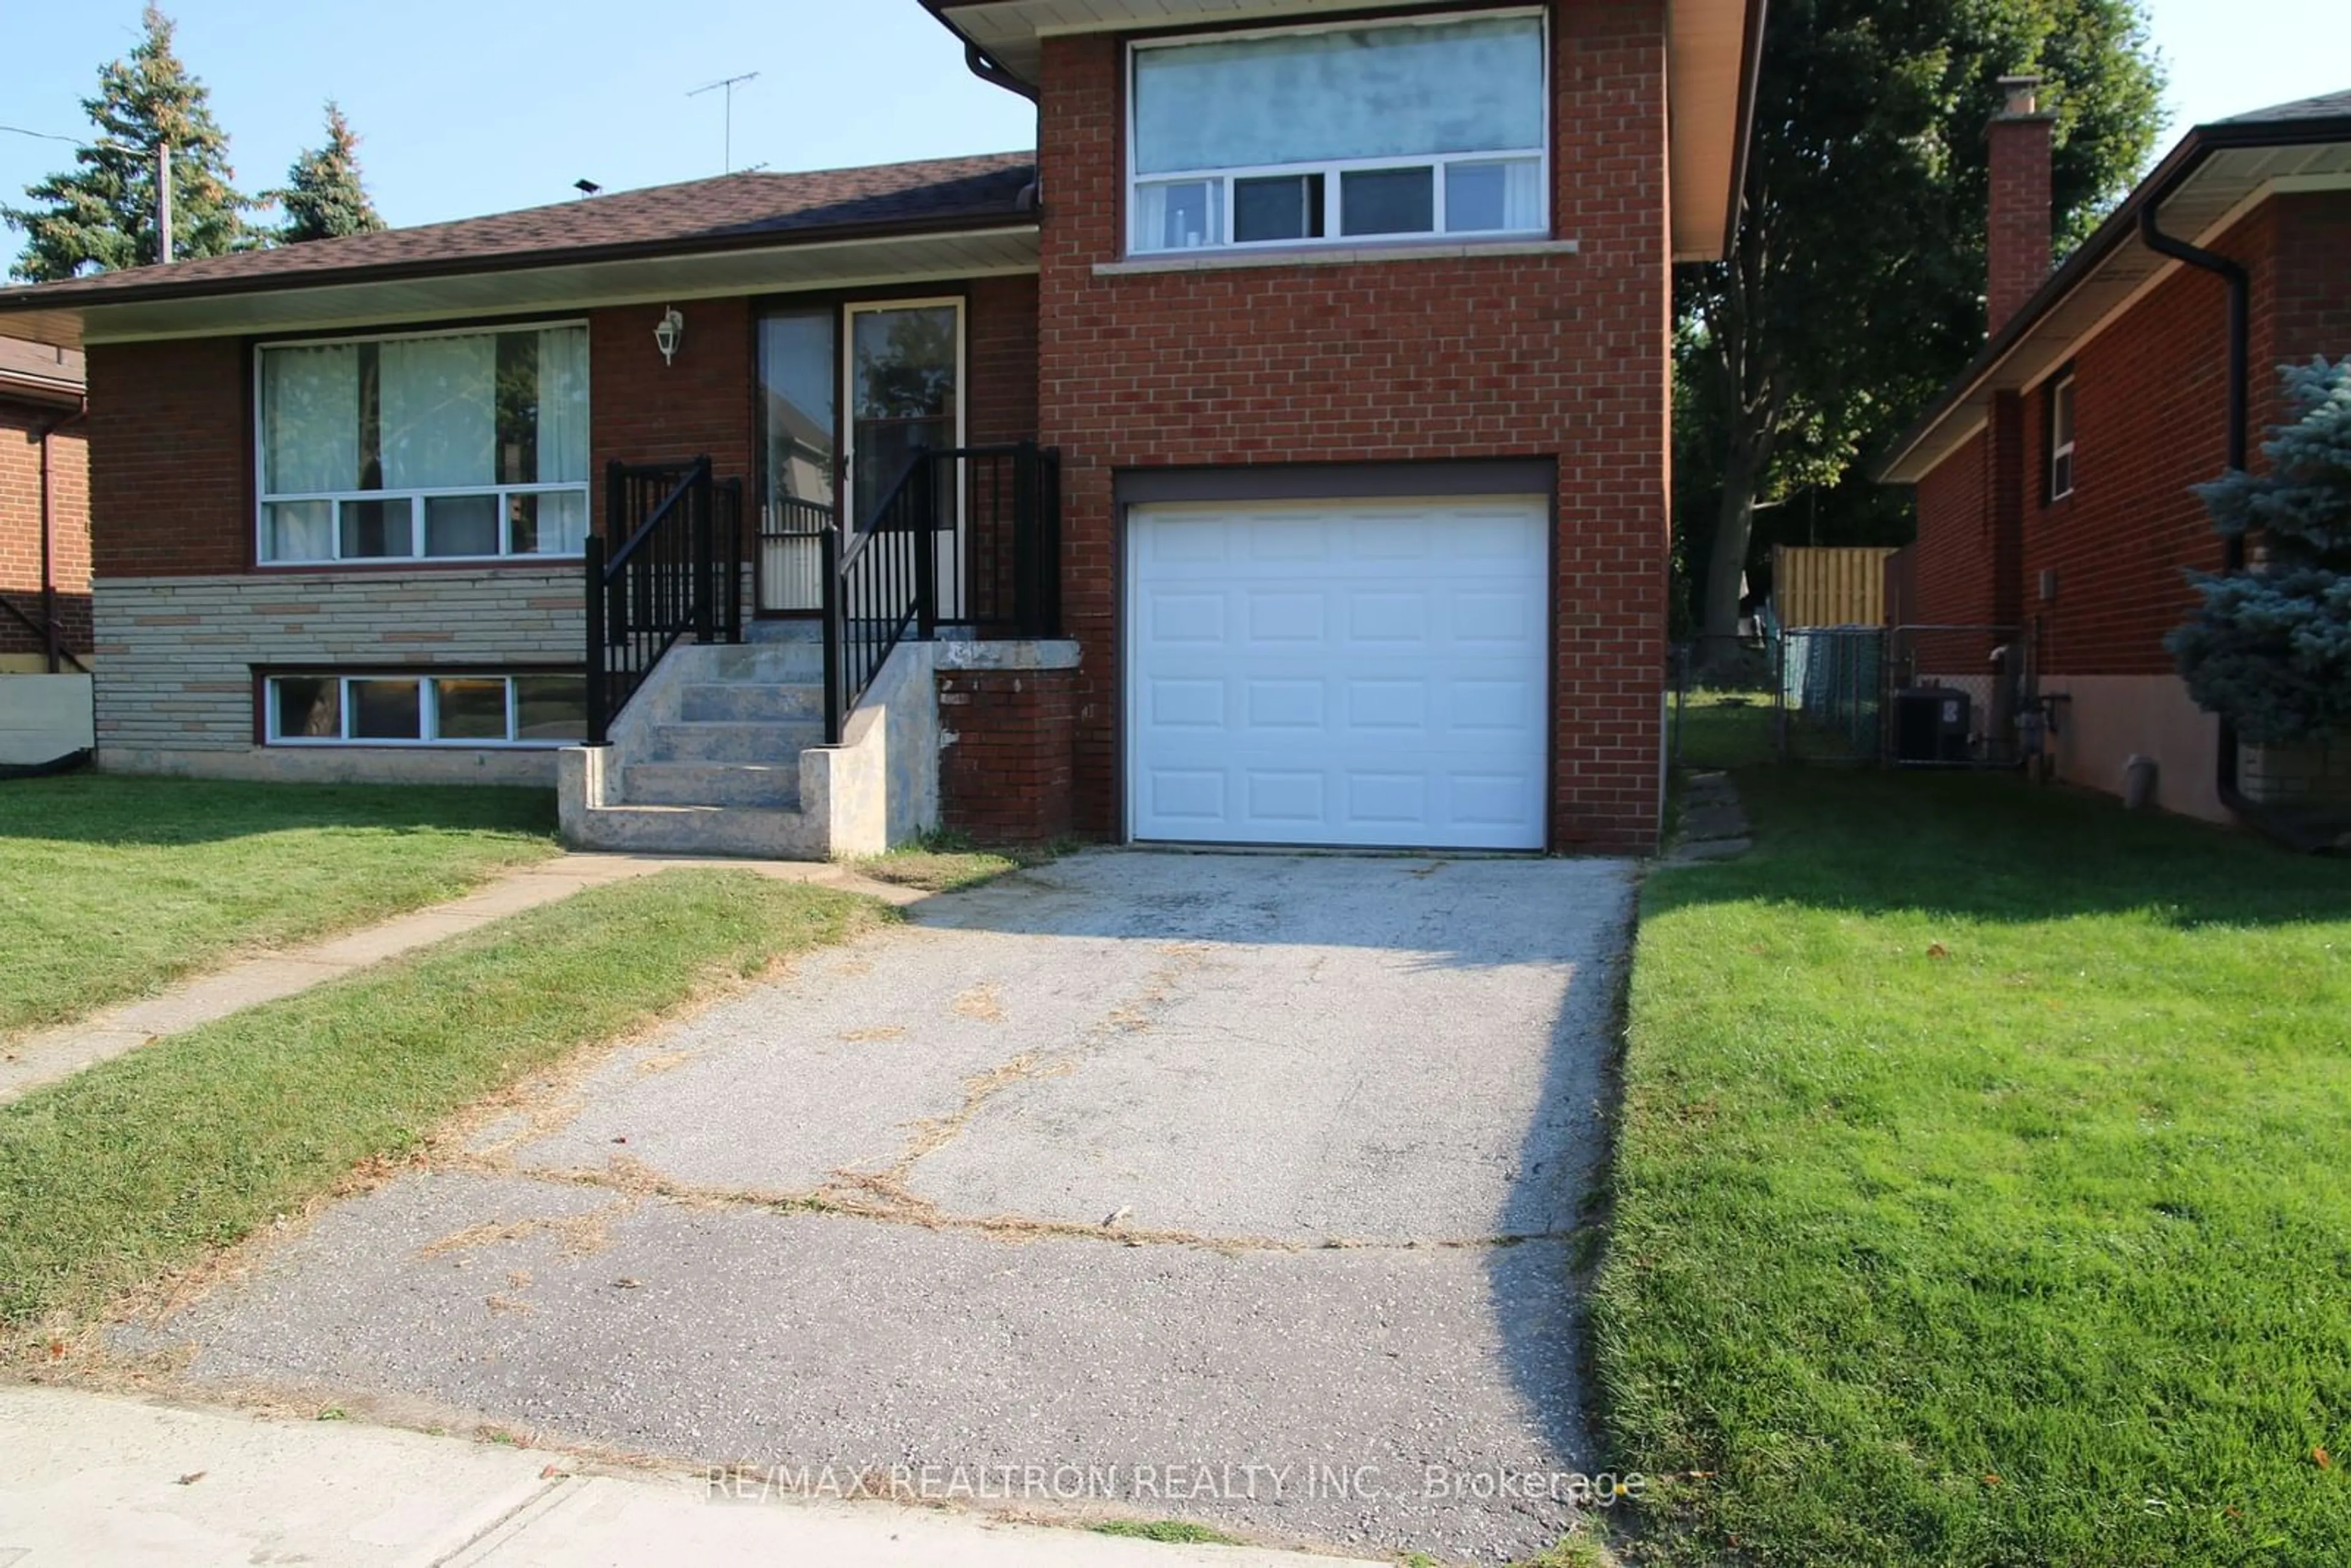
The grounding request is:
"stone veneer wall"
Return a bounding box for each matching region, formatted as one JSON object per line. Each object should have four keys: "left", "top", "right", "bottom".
{"left": 92, "top": 568, "right": 582, "bottom": 784}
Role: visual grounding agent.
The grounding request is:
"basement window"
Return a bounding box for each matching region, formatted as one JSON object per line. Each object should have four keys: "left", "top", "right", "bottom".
{"left": 265, "top": 672, "right": 587, "bottom": 746}
{"left": 1127, "top": 10, "right": 1548, "bottom": 256}
{"left": 2048, "top": 374, "right": 2077, "bottom": 501}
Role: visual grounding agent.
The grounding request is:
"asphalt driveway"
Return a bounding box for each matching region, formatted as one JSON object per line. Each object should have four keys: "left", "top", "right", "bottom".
{"left": 140, "top": 850, "right": 1638, "bottom": 1562}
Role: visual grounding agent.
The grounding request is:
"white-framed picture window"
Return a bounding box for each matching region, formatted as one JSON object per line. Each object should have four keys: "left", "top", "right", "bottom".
{"left": 265, "top": 671, "right": 588, "bottom": 747}
{"left": 256, "top": 321, "right": 591, "bottom": 565}
{"left": 2049, "top": 373, "right": 2077, "bottom": 501}
{"left": 1128, "top": 9, "right": 1549, "bottom": 257}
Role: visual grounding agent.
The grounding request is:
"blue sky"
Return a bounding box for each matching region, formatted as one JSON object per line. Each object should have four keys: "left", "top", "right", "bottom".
{"left": 1, "top": 0, "right": 2342, "bottom": 276}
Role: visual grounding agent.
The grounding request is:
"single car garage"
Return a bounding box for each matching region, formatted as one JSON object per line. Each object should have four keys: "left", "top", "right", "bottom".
{"left": 1124, "top": 477, "right": 1551, "bottom": 852}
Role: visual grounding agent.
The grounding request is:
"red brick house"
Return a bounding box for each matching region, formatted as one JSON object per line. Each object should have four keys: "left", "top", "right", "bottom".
{"left": 0, "top": 336, "right": 88, "bottom": 673}
{"left": 1879, "top": 85, "right": 2351, "bottom": 824}
{"left": 0, "top": 0, "right": 1763, "bottom": 855}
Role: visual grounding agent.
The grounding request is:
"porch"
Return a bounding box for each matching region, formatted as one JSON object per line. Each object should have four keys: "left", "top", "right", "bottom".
{"left": 559, "top": 438, "right": 1072, "bottom": 860}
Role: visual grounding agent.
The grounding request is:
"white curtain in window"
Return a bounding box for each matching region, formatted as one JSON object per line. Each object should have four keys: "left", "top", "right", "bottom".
{"left": 1134, "top": 15, "right": 1545, "bottom": 175}
{"left": 535, "top": 327, "right": 589, "bottom": 482}
{"left": 381, "top": 334, "right": 495, "bottom": 490}
{"left": 261, "top": 344, "right": 358, "bottom": 495}
{"left": 1502, "top": 159, "right": 1543, "bottom": 229}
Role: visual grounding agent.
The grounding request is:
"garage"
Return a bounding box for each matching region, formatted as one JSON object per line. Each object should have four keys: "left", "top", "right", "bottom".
{"left": 1126, "top": 495, "right": 1550, "bottom": 850}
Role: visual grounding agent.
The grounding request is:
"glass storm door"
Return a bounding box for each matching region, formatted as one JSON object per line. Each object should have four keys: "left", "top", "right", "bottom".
{"left": 846, "top": 299, "right": 964, "bottom": 620}
{"left": 756, "top": 307, "right": 837, "bottom": 613}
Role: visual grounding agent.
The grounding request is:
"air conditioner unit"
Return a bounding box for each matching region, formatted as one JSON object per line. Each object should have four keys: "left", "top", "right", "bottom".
{"left": 1893, "top": 687, "right": 1971, "bottom": 763}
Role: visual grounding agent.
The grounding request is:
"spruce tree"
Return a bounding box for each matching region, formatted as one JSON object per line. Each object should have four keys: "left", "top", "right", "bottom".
{"left": 272, "top": 102, "right": 386, "bottom": 244}
{"left": 2, "top": 6, "right": 255, "bottom": 281}
{"left": 2169, "top": 358, "right": 2351, "bottom": 746}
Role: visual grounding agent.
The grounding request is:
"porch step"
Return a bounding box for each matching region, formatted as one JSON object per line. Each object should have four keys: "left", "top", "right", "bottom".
{"left": 644, "top": 719, "right": 822, "bottom": 764}
{"left": 622, "top": 760, "right": 800, "bottom": 809}
{"left": 567, "top": 803, "right": 825, "bottom": 859}
{"left": 702, "top": 642, "right": 825, "bottom": 682}
{"left": 677, "top": 681, "right": 823, "bottom": 725}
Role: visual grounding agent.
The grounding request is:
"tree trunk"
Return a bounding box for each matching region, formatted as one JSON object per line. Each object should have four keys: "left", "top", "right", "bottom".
{"left": 1699, "top": 437, "right": 1764, "bottom": 672}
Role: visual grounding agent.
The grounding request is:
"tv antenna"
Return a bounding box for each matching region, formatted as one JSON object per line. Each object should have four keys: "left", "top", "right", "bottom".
{"left": 688, "top": 71, "right": 760, "bottom": 173}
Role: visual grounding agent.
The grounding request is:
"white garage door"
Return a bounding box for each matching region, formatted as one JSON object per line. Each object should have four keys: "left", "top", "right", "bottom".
{"left": 1127, "top": 495, "right": 1549, "bottom": 850}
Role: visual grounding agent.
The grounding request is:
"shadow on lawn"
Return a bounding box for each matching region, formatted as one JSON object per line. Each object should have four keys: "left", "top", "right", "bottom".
{"left": 0, "top": 774, "right": 556, "bottom": 849}
{"left": 1659, "top": 759, "right": 2351, "bottom": 933}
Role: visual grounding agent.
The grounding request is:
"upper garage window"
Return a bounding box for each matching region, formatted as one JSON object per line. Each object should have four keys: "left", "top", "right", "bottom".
{"left": 1128, "top": 10, "right": 1548, "bottom": 256}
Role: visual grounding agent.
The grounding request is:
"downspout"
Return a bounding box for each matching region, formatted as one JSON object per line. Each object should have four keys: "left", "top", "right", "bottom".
{"left": 2136, "top": 201, "right": 2322, "bottom": 847}
{"left": 36, "top": 396, "right": 89, "bottom": 675}
{"left": 962, "top": 42, "right": 1037, "bottom": 103}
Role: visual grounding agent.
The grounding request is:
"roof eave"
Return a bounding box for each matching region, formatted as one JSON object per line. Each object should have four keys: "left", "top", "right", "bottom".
{"left": 1876, "top": 111, "right": 2351, "bottom": 484}
{"left": 0, "top": 206, "right": 1034, "bottom": 331}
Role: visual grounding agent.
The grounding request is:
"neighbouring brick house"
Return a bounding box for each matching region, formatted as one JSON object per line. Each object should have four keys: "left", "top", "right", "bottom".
{"left": 0, "top": 336, "right": 88, "bottom": 672}
{"left": 1879, "top": 85, "right": 2351, "bottom": 824}
{"left": 0, "top": 0, "right": 1763, "bottom": 855}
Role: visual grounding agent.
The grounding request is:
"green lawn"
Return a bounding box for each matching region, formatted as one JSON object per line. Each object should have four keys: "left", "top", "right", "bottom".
{"left": 1595, "top": 733, "right": 2351, "bottom": 1566}
{"left": 0, "top": 776, "right": 559, "bottom": 1038}
{"left": 0, "top": 869, "right": 882, "bottom": 1338}
{"left": 850, "top": 830, "right": 1067, "bottom": 893}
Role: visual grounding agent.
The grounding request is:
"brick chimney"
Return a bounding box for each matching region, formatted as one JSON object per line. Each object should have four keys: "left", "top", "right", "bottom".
{"left": 1987, "top": 73, "right": 2055, "bottom": 334}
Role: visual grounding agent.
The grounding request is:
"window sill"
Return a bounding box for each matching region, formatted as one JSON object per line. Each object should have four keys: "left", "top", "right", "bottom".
{"left": 254, "top": 556, "right": 585, "bottom": 574}
{"left": 1096, "top": 237, "right": 1578, "bottom": 276}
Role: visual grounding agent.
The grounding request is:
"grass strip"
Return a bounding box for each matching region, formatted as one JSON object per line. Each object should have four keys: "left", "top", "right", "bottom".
{"left": 0, "top": 868, "right": 882, "bottom": 1335}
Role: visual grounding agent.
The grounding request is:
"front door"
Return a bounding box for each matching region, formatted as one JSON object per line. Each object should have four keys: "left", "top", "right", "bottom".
{"left": 846, "top": 299, "right": 964, "bottom": 620}
{"left": 756, "top": 297, "right": 966, "bottom": 617}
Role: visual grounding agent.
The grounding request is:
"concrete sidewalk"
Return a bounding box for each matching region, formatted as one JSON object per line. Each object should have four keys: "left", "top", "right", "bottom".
{"left": 0, "top": 853, "right": 923, "bottom": 1107}
{"left": 0, "top": 1384, "right": 1370, "bottom": 1567}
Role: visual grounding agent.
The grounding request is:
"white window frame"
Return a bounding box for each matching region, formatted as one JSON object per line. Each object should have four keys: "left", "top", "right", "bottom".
{"left": 1125, "top": 8, "right": 1551, "bottom": 259}
{"left": 263, "top": 671, "right": 587, "bottom": 749}
{"left": 252, "top": 319, "right": 593, "bottom": 568}
{"left": 2050, "top": 373, "right": 2077, "bottom": 501}
{"left": 839, "top": 296, "right": 967, "bottom": 531}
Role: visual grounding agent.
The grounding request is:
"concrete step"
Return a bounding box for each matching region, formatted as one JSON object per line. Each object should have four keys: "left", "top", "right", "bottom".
{"left": 702, "top": 641, "right": 825, "bottom": 682}
{"left": 644, "top": 720, "right": 820, "bottom": 764}
{"left": 623, "top": 760, "right": 800, "bottom": 809}
{"left": 677, "top": 681, "right": 824, "bottom": 725}
{"left": 568, "top": 803, "right": 826, "bottom": 859}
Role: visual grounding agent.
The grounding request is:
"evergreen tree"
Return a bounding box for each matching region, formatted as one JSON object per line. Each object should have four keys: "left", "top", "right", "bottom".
{"left": 2168, "top": 358, "right": 2351, "bottom": 746}
{"left": 272, "top": 102, "right": 386, "bottom": 244}
{"left": 2, "top": 5, "right": 255, "bottom": 281}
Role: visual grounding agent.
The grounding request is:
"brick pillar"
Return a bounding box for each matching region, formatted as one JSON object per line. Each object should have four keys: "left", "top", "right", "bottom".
{"left": 1987, "top": 74, "right": 2055, "bottom": 335}
{"left": 937, "top": 666, "right": 1079, "bottom": 846}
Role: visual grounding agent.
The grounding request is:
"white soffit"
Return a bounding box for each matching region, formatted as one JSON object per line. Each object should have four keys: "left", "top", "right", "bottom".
{"left": 14, "top": 227, "right": 1041, "bottom": 348}
{"left": 942, "top": 0, "right": 1757, "bottom": 260}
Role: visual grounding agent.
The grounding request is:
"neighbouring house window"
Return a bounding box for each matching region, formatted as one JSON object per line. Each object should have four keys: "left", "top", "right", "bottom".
{"left": 265, "top": 672, "right": 588, "bottom": 746}
{"left": 1128, "top": 11, "right": 1548, "bottom": 255}
{"left": 257, "top": 323, "right": 590, "bottom": 564}
{"left": 2049, "top": 374, "right": 2077, "bottom": 501}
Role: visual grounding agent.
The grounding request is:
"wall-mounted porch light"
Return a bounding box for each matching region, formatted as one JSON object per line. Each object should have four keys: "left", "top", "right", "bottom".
{"left": 654, "top": 306, "right": 685, "bottom": 365}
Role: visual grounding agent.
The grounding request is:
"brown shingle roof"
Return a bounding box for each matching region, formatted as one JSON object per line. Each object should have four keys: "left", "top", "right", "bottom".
{"left": 0, "top": 151, "right": 1037, "bottom": 310}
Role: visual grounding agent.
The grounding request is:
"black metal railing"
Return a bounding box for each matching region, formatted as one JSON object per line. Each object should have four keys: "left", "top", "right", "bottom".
{"left": 755, "top": 493, "right": 838, "bottom": 615}
{"left": 0, "top": 593, "right": 88, "bottom": 675}
{"left": 817, "top": 441, "right": 1061, "bottom": 743}
{"left": 585, "top": 456, "right": 743, "bottom": 744}
{"left": 950, "top": 441, "right": 1062, "bottom": 637}
{"left": 820, "top": 451, "right": 937, "bottom": 746}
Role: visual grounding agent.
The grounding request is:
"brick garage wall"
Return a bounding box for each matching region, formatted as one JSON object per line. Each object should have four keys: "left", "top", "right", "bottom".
{"left": 0, "top": 402, "right": 89, "bottom": 659}
{"left": 1909, "top": 427, "right": 1997, "bottom": 632}
{"left": 937, "top": 665, "right": 1078, "bottom": 845}
{"left": 1036, "top": 0, "right": 1671, "bottom": 852}
{"left": 92, "top": 569, "right": 580, "bottom": 783}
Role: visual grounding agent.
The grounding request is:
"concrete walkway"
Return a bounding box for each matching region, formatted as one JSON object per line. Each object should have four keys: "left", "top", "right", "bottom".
{"left": 0, "top": 853, "right": 923, "bottom": 1107}
{"left": 0, "top": 1382, "right": 1370, "bottom": 1567}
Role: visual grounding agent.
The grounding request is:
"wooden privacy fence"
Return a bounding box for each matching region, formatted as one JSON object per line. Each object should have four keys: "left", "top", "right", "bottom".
{"left": 1773, "top": 546, "right": 1897, "bottom": 628}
